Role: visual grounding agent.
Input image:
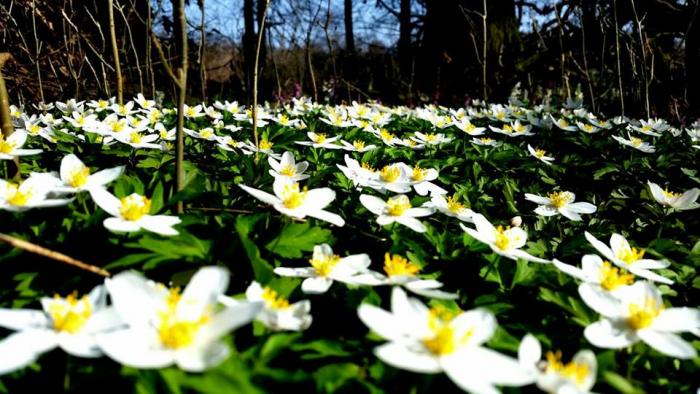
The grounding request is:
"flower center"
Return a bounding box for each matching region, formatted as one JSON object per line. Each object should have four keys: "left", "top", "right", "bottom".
{"left": 494, "top": 225, "right": 512, "bottom": 251}
{"left": 424, "top": 133, "right": 437, "bottom": 142}
{"left": 119, "top": 194, "right": 152, "bottom": 221}
{"left": 157, "top": 288, "right": 209, "bottom": 349}
{"left": 129, "top": 132, "right": 143, "bottom": 144}
{"left": 361, "top": 162, "right": 376, "bottom": 172}
{"left": 663, "top": 187, "right": 680, "bottom": 199}
{"left": 47, "top": 292, "right": 92, "bottom": 334}
{"left": 386, "top": 195, "right": 411, "bottom": 216}
{"left": 380, "top": 166, "right": 401, "bottom": 183}
{"left": 412, "top": 166, "right": 427, "bottom": 181}
{"left": 547, "top": 191, "right": 573, "bottom": 208}
{"left": 630, "top": 137, "right": 642, "bottom": 147}
{"left": 422, "top": 307, "right": 471, "bottom": 356}
{"left": 186, "top": 107, "right": 196, "bottom": 117}
{"left": 29, "top": 124, "right": 41, "bottom": 134}
{"left": 446, "top": 195, "right": 466, "bottom": 213}
{"left": 379, "top": 129, "right": 395, "bottom": 141}
{"left": 617, "top": 246, "right": 645, "bottom": 265}
{"left": 5, "top": 183, "right": 33, "bottom": 206}
{"left": 261, "top": 287, "right": 290, "bottom": 310}
{"left": 0, "top": 137, "right": 16, "bottom": 154}
{"left": 503, "top": 125, "right": 513, "bottom": 133}
{"left": 353, "top": 140, "right": 365, "bottom": 150}
{"left": 313, "top": 133, "right": 327, "bottom": 143}
{"left": 598, "top": 261, "right": 634, "bottom": 291}
{"left": 310, "top": 253, "right": 341, "bottom": 277}
{"left": 67, "top": 166, "right": 91, "bottom": 188}
{"left": 535, "top": 149, "right": 546, "bottom": 158}
{"left": 383, "top": 253, "right": 421, "bottom": 277}
{"left": 627, "top": 297, "right": 663, "bottom": 330}
{"left": 259, "top": 139, "right": 273, "bottom": 150}
{"left": 559, "top": 119, "right": 569, "bottom": 128}
{"left": 200, "top": 129, "right": 214, "bottom": 139}
{"left": 279, "top": 164, "right": 296, "bottom": 176}
{"left": 280, "top": 183, "right": 307, "bottom": 209}
{"left": 480, "top": 137, "right": 492, "bottom": 143}
{"left": 545, "top": 351, "right": 590, "bottom": 386}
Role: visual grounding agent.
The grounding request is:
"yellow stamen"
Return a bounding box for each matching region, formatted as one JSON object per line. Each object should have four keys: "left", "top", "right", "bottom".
{"left": 313, "top": 133, "right": 327, "bottom": 143}
{"left": 386, "top": 195, "right": 411, "bottom": 216}
{"left": 627, "top": 297, "right": 663, "bottom": 330}
{"left": 383, "top": 253, "right": 420, "bottom": 277}
{"left": 309, "top": 253, "right": 341, "bottom": 277}
{"left": 545, "top": 351, "right": 590, "bottom": 386}
{"left": 279, "top": 164, "right": 296, "bottom": 176}
{"left": 157, "top": 287, "right": 209, "bottom": 349}
{"left": 494, "top": 225, "right": 512, "bottom": 251}
{"left": 281, "top": 183, "right": 307, "bottom": 209}
{"left": 446, "top": 195, "right": 466, "bottom": 213}
{"left": 547, "top": 191, "right": 573, "bottom": 209}
{"left": 380, "top": 166, "right": 401, "bottom": 183}
{"left": 617, "top": 246, "right": 645, "bottom": 265}
{"left": 48, "top": 292, "right": 92, "bottom": 334}
{"left": 5, "top": 183, "right": 33, "bottom": 206}
{"left": 259, "top": 139, "right": 273, "bottom": 150}
{"left": 0, "top": 137, "right": 15, "bottom": 154}
{"left": 599, "top": 261, "right": 634, "bottom": 291}
{"left": 67, "top": 166, "right": 91, "bottom": 188}
{"left": 119, "top": 194, "right": 152, "bottom": 221}
{"left": 261, "top": 287, "right": 290, "bottom": 309}
{"left": 352, "top": 140, "right": 365, "bottom": 150}
{"left": 412, "top": 166, "right": 427, "bottom": 182}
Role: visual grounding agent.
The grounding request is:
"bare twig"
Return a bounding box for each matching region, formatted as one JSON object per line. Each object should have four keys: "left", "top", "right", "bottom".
{"left": 108, "top": 0, "right": 123, "bottom": 105}
{"left": 0, "top": 233, "right": 111, "bottom": 277}
{"left": 252, "top": 0, "right": 271, "bottom": 159}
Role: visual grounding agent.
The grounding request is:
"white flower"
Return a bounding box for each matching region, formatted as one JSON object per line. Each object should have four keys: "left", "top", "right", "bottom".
{"left": 111, "top": 101, "right": 137, "bottom": 117}
{"left": 351, "top": 253, "right": 457, "bottom": 299}
{"left": 268, "top": 151, "right": 310, "bottom": 182}
{"left": 337, "top": 155, "right": 377, "bottom": 189}
{"left": 584, "top": 232, "right": 672, "bottom": 285}
{"left": 90, "top": 188, "right": 181, "bottom": 236}
{"left": 43, "top": 154, "right": 124, "bottom": 193}
{"left": 0, "top": 285, "right": 123, "bottom": 368}
{"left": 518, "top": 334, "right": 597, "bottom": 394}
{"left": 295, "top": 132, "right": 342, "bottom": 149}
{"left": 183, "top": 104, "right": 205, "bottom": 119}
{"left": 423, "top": 194, "right": 474, "bottom": 222}
{"left": 112, "top": 131, "right": 162, "bottom": 150}
{"left": 240, "top": 139, "right": 281, "bottom": 159}
{"left": 576, "top": 121, "right": 600, "bottom": 134}
{"left": 647, "top": 181, "right": 699, "bottom": 211}
{"left": 460, "top": 214, "right": 549, "bottom": 263}
{"left": 63, "top": 111, "right": 99, "bottom": 130}
{"left": 454, "top": 119, "right": 486, "bottom": 135}
{"left": 612, "top": 134, "right": 655, "bottom": 153}
{"left": 527, "top": 145, "right": 555, "bottom": 165}
{"left": 20, "top": 115, "right": 56, "bottom": 142}
{"left": 134, "top": 93, "right": 156, "bottom": 110}
{"left": 239, "top": 179, "right": 345, "bottom": 226}
{"left": 630, "top": 118, "right": 667, "bottom": 136}
{"left": 339, "top": 139, "right": 377, "bottom": 152}
{"left": 358, "top": 287, "right": 534, "bottom": 393}
{"left": 411, "top": 132, "right": 452, "bottom": 145}
{"left": 0, "top": 177, "right": 73, "bottom": 211}
{"left": 274, "top": 244, "right": 371, "bottom": 293}
{"left": 214, "top": 135, "right": 243, "bottom": 152}
{"left": 583, "top": 281, "right": 700, "bottom": 359}
{"left": 184, "top": 127, "right": 218, "bottom": 141}
{"left": 471, "top": 137, "right": 502, "bottom": 147}
{"left": 372, "top": 128, "right": 402, "bottom": 146}
{"left": 219, "top": 282, "right": 312, "bottom": 331}
{"left": 365, "top": 164, "right": 413, "bottom": 194}
{"left": 398, "top": 163, "right": 447, "bottom": 196}
{"left": 360, "top": 194, "right": 433, "bottom": 233}
{"left": 0, "top": 333, "right": 40, "bottom": 376}
{"left": 0, "top": 131, "right": 42, "bottom": 160}
{"left": 524, "top": 191, "right": 597, "bottom": 221}
{"left": 97, "top": 267, "right": 262, "bottom": 371}
{"left": 551, "top": 116, "right": 578, "bottom": 131}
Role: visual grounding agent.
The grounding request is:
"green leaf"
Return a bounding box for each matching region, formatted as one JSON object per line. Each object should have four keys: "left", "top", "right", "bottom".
{"left": 235, "top": 215, "right": 274, "bottom": 283}
{"left": 603, "top": 371, "right": 645, "bottom": 394}
{"left": 265, "top": 223, "right": 334, "bottom": 258}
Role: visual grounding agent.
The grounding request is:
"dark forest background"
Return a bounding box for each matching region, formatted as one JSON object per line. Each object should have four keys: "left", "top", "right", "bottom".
{"left": 2, "top": 0, "right": 700, "bottom": 120}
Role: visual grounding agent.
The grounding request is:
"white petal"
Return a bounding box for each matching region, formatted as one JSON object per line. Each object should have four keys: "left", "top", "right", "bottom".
{"left": 138, "top": 215, "right": 181, "bottom": 236}
{"left": 374, "top": 342, "right": 441, "bottom": 374}
{"left": 89, "top": 187, "right": 122, "bottom": 217}
{"left": 198, "top": 302, "right": 262, "bottom": 343}
{"left": 584, "top": 319, "right": 637, "bottom": 349}
{"left": 306, "top": 209, "right": 345, "bottom": 226}
{"left": 584, "top": 232, "right": 615, "bottom": 262}
{"left": 274, "top": 267, "right": 316, "bottom": 278}
{"left": 97, "top": 329, "right": 173, "bottom": 369}
{"left": 357, "top": 304, "right": 407, "bottom": 341}
{"left": 567, "top": 202, "right": 597, "bottom": 214}
{"left": 103, "top": 217, "right": 141, "bottom": 233}
{"left": 637, "top": 330, "right": 697, "bottom": 359}
{"left": 58, "top": 334, "right": 102, "bottom": 358}
{"left": 178, "top": 266, "right": 230, "bottom": 321}
{"left": 87, "top": 166, "right": 124, "bottom": 187}
{"left": 518, "top": 334, "right": 542, "bottom": 368}
{"left": 651, "top": 308, "right": 700, "bottom": 333}
{"left": 0, "top": 309, "right": 50, "bottom": 330}
{"left": 301, "top": 277, "right": 334, "bottom": 294}
{"left": 396, "top": 216, "right": 427, "bottom": 232}
{"left": 305, "top": 188, "right": 335, "bottom": 209}
{"left": 174, "top": 340, "right": 230, "bottom": 372}
{"left": 0, "top": 334, "right": 39, "bottom": 375}
{"left": 524, "top": 193, "right": 551, "bottom": 205}
{"left": 552, "top": 259, "right": 588, "bottom": 281}
{"left": 105, "top": 271, "right": 162, "bottom": 329}
{"left": 578, "top": 283, "right": 622, "bottom": 318}
{"left": 238, "top": 184, "right": 280, "bottom": 205}
{"left": 360, "top": 194, "right": 386, "bottom": 215}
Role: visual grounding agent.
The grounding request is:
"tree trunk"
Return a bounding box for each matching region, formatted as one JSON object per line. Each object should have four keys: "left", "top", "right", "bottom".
{"left": 344, "top": 0, "right": 355, "bottom": 52}
{"left": 686, "top": 1, "right": 700, "bottom": 113}
{"left": 243, "top": 0, "right": 255, "bottom": 96}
